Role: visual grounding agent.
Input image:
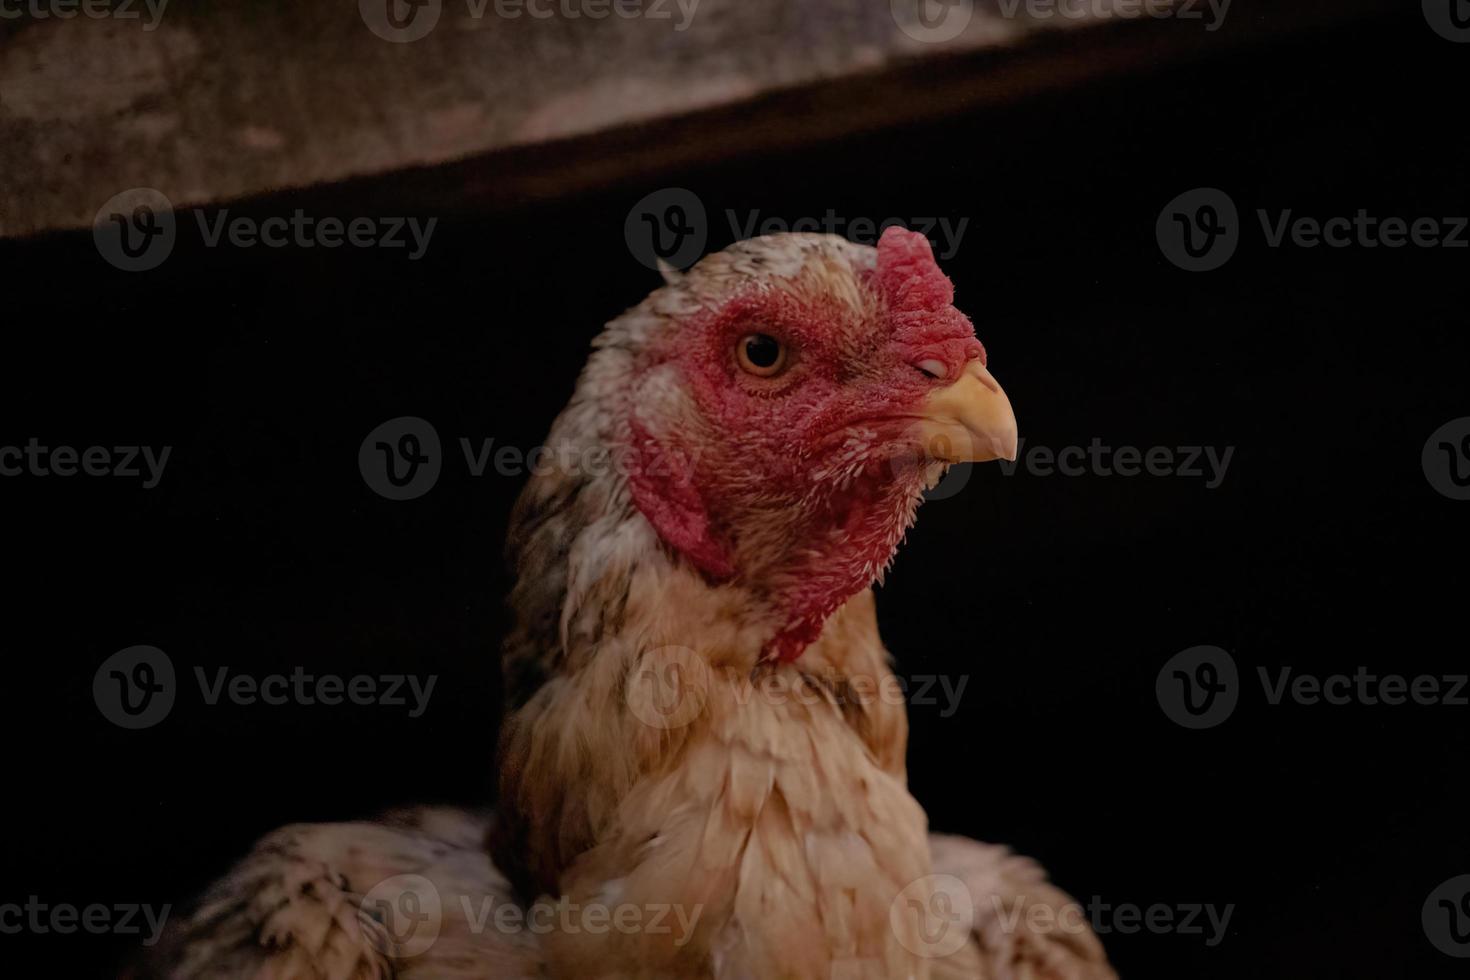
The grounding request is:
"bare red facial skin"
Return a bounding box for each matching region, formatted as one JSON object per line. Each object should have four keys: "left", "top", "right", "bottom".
{"left": 626, "top": 414, "right": 736, "bottom": 580}
{"left": 626, "top": 228, "right": 988, "bottom": 661}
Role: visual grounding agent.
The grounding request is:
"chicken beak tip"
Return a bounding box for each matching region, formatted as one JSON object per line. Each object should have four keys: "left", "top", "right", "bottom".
{"left": 913, "top": 362, "right": 1018, "bottom": 465}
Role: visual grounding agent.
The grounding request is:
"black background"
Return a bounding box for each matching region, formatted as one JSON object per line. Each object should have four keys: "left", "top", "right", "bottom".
{"left": 3, "top": 8, "right": 1467, "bottom": 977}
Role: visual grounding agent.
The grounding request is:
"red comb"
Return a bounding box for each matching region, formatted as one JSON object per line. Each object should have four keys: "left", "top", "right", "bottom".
{"left": 874, "top": 226, "right": 985, "bottom": 366}
{"left": 876, "top": 226, "right": 955, "bottom": 311}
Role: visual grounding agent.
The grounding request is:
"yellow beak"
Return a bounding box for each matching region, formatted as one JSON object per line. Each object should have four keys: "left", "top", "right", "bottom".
{"left": 913, "top": 361, "right": 1018, "bottom": 463}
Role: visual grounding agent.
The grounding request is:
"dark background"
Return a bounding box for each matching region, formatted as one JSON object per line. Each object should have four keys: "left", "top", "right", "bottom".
{"left": 3, "top": 8, "right": 1467, "bottom": 977}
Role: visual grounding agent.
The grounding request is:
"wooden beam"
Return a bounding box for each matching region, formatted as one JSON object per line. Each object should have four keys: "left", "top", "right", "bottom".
{"left": 0, "top": 0, "right": 1395, "bottom": 238}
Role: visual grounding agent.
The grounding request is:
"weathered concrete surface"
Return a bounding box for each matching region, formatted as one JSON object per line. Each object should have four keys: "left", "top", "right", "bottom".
{"left": 0, "top": 0, "right": 1391, "bottom": 238}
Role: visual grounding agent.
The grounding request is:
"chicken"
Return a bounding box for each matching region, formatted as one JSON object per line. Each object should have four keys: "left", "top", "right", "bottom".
{"left": 141, "top": 228, "right": 1116, "bottom": 980}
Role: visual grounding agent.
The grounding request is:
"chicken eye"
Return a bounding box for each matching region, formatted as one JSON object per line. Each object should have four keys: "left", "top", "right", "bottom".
{"left": 736, "top": 333, "right": 787, "bottom": 377}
